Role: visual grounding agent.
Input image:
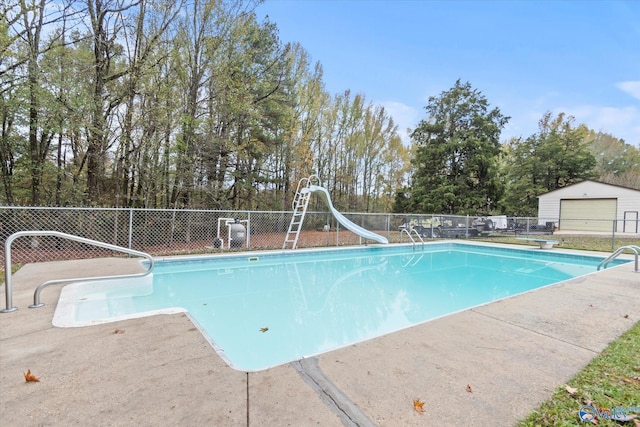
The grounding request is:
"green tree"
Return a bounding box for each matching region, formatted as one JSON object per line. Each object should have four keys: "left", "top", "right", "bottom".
{"left": 501, "top": 112, "right": 597, "bottom": 215}
{"left": 586, "top": 129, "right": 640, "bottom": 189}
{"left": 379, "top": 132, "right": 410, "bottom": 212}
{"left": 113, "top": 0, "right": 183, "bottom": 208}
{"left": 275, "top": 43, "right": 328, "bottom": 209}
{"left": 2, "top": 0, "right": 71, "bottom": 205}
{"left": 85, "top": 0, "right": 180, "bottom": 205}
{"left": 1, "top": 3, "right": 21, "bottom": 204}
{"left": 360, "top": 104, "right": 399, "bottom": 212}
{"left": 406, "top": 80, "right": 508, "bottom": 214}
{"left": 1, "top": 0, "right": 409, "bottom": 211}
{"left": 224, "top": 15, "right": 291, "bottom": 210}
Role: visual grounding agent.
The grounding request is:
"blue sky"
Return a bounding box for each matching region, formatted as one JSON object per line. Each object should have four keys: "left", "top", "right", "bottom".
{"left": 257, "top": 0, "right": 640, "bottom": 146}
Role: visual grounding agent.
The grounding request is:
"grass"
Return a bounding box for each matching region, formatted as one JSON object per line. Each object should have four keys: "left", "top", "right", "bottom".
{"left": 494, "top": 234, "right": 639, "bottom": 425}
{"left": 517, "top": 322, "right": 640, "bottom": 426}
{"left": 479, "top": 233, "right": 634, "bottom": 253}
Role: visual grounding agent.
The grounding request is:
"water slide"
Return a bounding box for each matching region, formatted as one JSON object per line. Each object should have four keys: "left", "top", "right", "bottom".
{"left": 308, "top": 185, "right": 389, "bottom": 244}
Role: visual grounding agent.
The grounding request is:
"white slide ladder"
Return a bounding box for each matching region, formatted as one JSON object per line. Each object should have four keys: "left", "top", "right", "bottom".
{"left": 282, "top": 176, "right": 315, "bottom": 249}
{"left": 283, "top": 175, "right": 389, "bottom": 249}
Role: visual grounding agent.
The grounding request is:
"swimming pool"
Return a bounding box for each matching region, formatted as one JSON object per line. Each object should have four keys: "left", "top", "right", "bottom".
{"left": 53, "top": 242, "right": 629, "bottom": 371}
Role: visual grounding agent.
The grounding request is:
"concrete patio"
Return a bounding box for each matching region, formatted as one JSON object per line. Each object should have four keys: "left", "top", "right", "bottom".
{"left": 1, "top": 247, "right": 638, "bottom": 426}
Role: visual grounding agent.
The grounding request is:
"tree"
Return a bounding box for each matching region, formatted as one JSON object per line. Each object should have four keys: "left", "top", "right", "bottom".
{"left": 84, "top": 0, "right": 181, "bottom": 205}
{"left": 1, "top": 7, "right": 20, "bottom": 204}
{"left": 501, "top": 112, "right": 597, "bottom": 215}
{"left": 113, "top": 0, "right": 183, "bottom": 207}
{"left": 405, "top": 80, "right": 508, "bottom": 214}
{"left": 379, "top": 132, "right": 410, "bottom": 212}
{"left": 360, "top": 104, "right": 399, "bottom": 212}
{"left": 223, "top": 15, "right": 291, "bottom": 210}
{"left": 0, "top": 0, "right": 410, "bottom": 211}
{"left": 2, "top": 0, "right": 74, "bottom": 205}
{"left": 274, "top": 43, "right": 328, "bottom": 210}
{"left": 586, "top": 130, "right": 640, "bottom": 189}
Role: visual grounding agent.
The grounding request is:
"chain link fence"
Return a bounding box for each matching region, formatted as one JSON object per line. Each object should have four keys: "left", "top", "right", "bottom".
{"left": 1, "top": 206, "right": 635, "bottom": 269}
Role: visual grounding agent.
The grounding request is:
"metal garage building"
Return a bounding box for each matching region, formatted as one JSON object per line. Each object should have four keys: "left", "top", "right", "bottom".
{"left": 537, "top": 180, "right": 640, "bottom": 233}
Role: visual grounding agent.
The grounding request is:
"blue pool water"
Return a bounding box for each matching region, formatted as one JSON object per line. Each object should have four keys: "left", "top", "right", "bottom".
{"left": 56, "top": 243, "right": 628, "bottom": 371}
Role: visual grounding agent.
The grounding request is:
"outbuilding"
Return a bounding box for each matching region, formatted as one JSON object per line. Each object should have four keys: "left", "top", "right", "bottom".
{"left": 537, "top": 180, "right": 640, "bottom": 233}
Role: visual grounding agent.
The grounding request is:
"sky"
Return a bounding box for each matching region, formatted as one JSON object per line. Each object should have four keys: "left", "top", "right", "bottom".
{"left": 257, "top": 0, "right": 640, "bottom": 147}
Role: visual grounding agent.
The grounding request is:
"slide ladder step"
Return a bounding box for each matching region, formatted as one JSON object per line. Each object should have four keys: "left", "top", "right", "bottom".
{"left": 283, "top": 178, "right": 314, "bottom": 249}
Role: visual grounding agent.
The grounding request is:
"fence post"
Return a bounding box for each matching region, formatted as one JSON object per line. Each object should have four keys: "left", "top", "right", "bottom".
{"left": 387, "top": 214, "right": 390, "bottom": 240}
{"left": 247, "top": 211, "right": 251, "bottom": 249}
{"left": 128, "top": 208, "right": 133, "bottom": 250}
{"left": 327, "top": 213, "right": 331, "bottom": 246}
{"left": 611, "top": 219, "right": 615, "bottom": 251}
{"left": 466, "top": 214, "right": 469, "bottom": 238}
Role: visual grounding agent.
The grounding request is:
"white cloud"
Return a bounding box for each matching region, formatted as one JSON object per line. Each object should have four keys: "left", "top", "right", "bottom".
{"left": 501, "top": 109, "right": 546, "bottom": 141}
{"left": 382, "top": 92, "right": 640, "bottom": 148}
{"left": 616, "top": 81, "right": 640, "bottom": 100}
{"left": 379, "top": 101, "right": 421, "bottom": 146}
{"left": 560, "top": 104, "right": 640, "bottom": 146}
{"left": 502, "top": 101, "right": 640, "bottom": 147}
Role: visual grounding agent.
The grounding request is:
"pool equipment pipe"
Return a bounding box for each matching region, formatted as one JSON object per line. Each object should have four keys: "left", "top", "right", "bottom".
{"left": 214, "top": 218, "right": 248, "bottom": 249}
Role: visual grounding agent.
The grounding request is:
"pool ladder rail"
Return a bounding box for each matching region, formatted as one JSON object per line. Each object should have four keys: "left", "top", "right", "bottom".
{"left": 597, "top": 245, "right": 639, "bottom": 272}
{"left": 400, "top": 227, "right": 425, "bottom": 252}
{"left": 2, "top": 230, "right": 155, "bottom": 313}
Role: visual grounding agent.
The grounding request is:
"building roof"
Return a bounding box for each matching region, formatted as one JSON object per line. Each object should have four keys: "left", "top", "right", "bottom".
{"left": 537, "top": 180, "right": 640, "bottom": 198}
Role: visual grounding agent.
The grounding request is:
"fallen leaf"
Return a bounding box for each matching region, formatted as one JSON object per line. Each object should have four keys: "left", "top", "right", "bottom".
{"left": 466, "top": 384, "right": 473, "bottom": 393}
{"left": 114, "top": 329, "right": 125, "bottom": 334}
{"left": 259, "top": 327, "right": 269, "bottom": 333}
{"left": 565, "top": 385, "right": 577, "bottom": 395}
{"left": 24, "top": 369, "right": 39, "bottom": 382}
{"left": 413, "top": 399, "right": 425, "bottom": 414}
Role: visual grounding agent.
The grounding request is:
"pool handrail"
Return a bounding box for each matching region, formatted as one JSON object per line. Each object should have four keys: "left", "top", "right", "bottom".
{"left": 597, "top": 245, "right": 639, "bottom": 272}
{"left": 2, "top": 230, "right": 155, "bottom": 313}
{"left": 400, "top": 227, "right": 424, "bottom": 251}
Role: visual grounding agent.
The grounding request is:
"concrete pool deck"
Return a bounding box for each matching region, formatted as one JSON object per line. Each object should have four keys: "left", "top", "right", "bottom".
{"left": 1, "top": 247, "right": 638, "bottom": 426}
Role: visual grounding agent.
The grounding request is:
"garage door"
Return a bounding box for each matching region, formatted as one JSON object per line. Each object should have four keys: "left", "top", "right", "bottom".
{"left": 560, "top": 199, "right": 617, "bottom": 232}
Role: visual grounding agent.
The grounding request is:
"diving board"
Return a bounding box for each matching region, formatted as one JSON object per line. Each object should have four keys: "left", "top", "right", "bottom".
{"left": 517, "top": 238, "right": 559, "bottom": 249}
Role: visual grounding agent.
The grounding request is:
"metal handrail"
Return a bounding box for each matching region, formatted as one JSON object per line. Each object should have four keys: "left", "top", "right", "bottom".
{"left": 2, "top": 230, "right": 155, "bottom": 313}
{"left": 410, "top": 228, "right": 425, "bottom": 251}
{"left": 597, "top": 245, "right": 639, "bottom": 272}
{"left": 400, "top": 228, "right": 424, "bottom": 251}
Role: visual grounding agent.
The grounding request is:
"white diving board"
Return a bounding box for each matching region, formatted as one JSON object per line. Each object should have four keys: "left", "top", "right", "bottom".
{"left": 517, "top": 238, "right": 559, "bottom": 249}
